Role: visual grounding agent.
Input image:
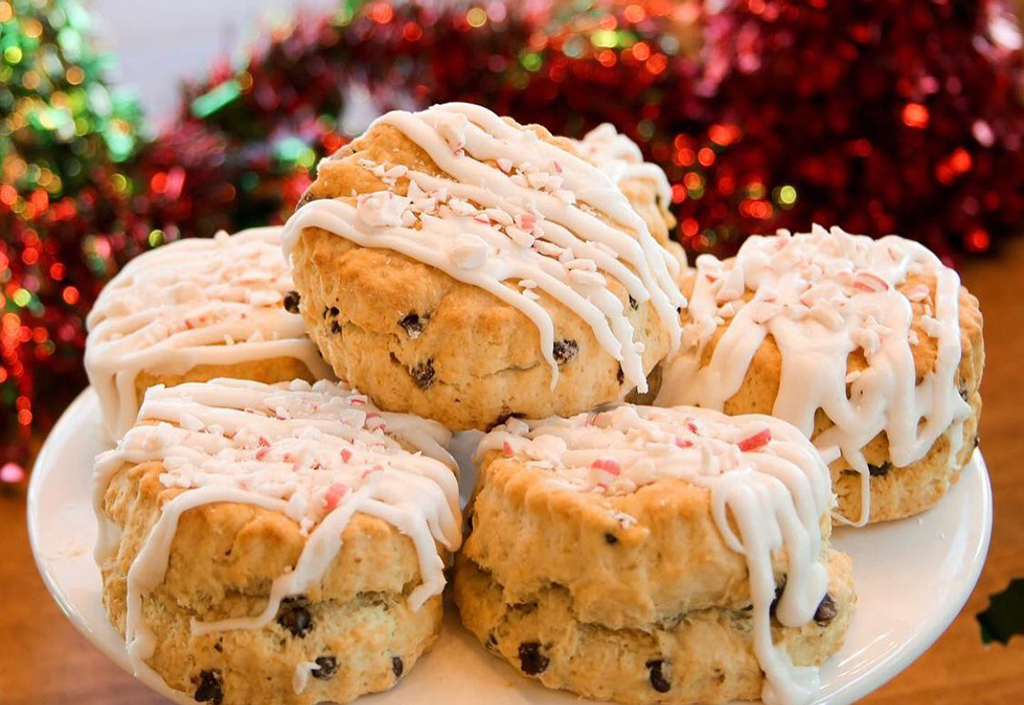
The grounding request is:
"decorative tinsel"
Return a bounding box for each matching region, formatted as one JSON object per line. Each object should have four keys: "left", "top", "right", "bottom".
{"left": 3, "top": 0, "right": 1024, "bottom": 471}
{"left": 0, "top": 0, "right": 143, "bottom": 469}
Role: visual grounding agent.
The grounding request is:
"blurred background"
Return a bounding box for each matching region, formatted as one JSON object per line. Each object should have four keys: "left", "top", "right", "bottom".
{"left": 2, "top": 0, "right": 1024, "bottom": 466}
{"left": 1, "top": 1, "right": 1023, "bottom": 702}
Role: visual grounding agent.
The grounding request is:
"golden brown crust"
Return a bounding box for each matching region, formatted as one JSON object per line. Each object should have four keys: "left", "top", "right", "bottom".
{"left": 672, "top": 273, "right": 985, "bottom": 523}
{"left": 454, "top": 551, "right": 854, "bottom": 705}
{"left": 461, "top": 448, "right": 834, "bottom": 630}
{"left": 99, "top": 456, "right": 444, "bottom": 705}
{"left": 289, "top": 121, "right": 675, "bottom": 430}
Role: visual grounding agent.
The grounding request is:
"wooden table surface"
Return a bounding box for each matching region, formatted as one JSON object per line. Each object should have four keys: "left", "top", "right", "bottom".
{"left": 1, "top": 240, "right": 1023, "bottom": 705}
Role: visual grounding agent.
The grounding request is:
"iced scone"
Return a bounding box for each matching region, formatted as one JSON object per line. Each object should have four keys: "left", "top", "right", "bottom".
{"left": 85, "top": 227, "right": 332, "bottom": 440}
{"left": 283, "top": 102, "right": 685, "bottom": 430}
{"left": 657, "top": 225, "right": 984, "bottom": 524}
{"left": 94, "top": 378, "right": 461, "bottom": 705}
{"left": 455, "top": 404, "right": 853, "bottom": 705}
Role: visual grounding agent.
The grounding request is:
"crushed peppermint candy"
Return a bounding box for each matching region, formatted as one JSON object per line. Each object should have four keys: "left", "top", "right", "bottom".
{"left": 280, "top": 103, "right": 685, "bottom": 399}
{"left": 658, "top": 225, "right": 971, "bottom": 531}
{"left": 737, "top": 428, "right": 772, "bottom": 452}
{"left": 590, "top": 458, "right": 623, "bottom": 476}
{"left": 94, "top": 378, "right": 462, "bottom": 674}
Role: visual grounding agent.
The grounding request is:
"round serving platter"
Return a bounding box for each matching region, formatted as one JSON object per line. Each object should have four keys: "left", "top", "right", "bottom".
{"left": 29, "top": 388, "right": 992, "bottom": 705}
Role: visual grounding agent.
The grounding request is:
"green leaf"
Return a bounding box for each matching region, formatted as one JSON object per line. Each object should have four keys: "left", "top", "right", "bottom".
{"left": 977, "top": 579, "right": 1024, "bottom": 645}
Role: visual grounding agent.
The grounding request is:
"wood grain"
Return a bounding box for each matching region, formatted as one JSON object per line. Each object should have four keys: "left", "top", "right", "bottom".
{"left": 2, "top": 238, "right": 1022, "bottom": 705}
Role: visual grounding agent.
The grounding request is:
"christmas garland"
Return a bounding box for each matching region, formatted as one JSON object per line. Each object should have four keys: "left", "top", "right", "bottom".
{"left": 2, "top": 0, "right": 1024, "bottom": 470}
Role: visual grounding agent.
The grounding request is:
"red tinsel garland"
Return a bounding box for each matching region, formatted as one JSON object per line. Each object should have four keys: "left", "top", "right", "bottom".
{"left": 3, "top": 0, "right": 1024, "bottom": 470}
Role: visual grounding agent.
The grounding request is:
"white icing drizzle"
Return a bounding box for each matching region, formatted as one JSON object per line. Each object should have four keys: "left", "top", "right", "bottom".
{"left": 478, "top": 404, "right": 834, "bottom": 705}
{"left": 657, "top": 225, "right": 971, "bottom": 526}
{"left": 282, "top": 103, "right": 685, "bottom": 393}
{"left": 292, "top": 661, "right": 319, "bottom": 695}
{"left": 576, "top": 123, "right": 673, "bottom": 212}
{"left": 93, "top": 378, "right": 461, "bottom": 679}
{"left": 85, "top": 227, "right": 333, "bottom": 440}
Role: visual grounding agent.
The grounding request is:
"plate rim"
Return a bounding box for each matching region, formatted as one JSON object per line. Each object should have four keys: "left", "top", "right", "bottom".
{"left": 28, "top": 386, "right": 994, "bottom": 705}
{"left": 27, "top": 388, "right": 137, "bottom": 671}
{"left": 822, "top": 451, "right": 993, "bottom": 704}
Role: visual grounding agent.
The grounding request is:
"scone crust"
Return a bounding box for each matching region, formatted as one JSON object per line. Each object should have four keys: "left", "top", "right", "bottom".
{"left": 133, "top": 356, "right": 319, "bottom": 418}
{"left": 454, "top": 550, "right": 854, "bottom": 705}
{"left": 462, "top": 449, "right": 832, "bottom": 629}
{"left": 99, "top": 460, "right": 442, "bottom": 705}
{"left": 290, "top": 122, "right": 673, "bottom": 430}
{"left": 677, "top": 273, "right": 985, "bottom": 523}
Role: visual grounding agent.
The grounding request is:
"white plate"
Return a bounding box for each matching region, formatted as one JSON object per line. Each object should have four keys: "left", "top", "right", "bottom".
{"left": 29, "top": 388, "right": 993, "bottom": 705}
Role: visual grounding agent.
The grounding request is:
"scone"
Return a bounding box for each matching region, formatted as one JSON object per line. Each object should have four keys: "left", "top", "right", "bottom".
{"left": 575, "top": 123, "right": 687, "bottom": 268}
{"left": 85, "top": 227, "right": 333, "bottom": 439}
{"left": 657, "top": 225, "right": 984, "bottom": 524}
{"left": 283, "top": 102, "right": 685, "bottom": 430}
{"left": 455, "top": 404, "right": 853, "bottom": 705}
{"left": 93, "top": 378, "right": 461, "bottom": 705}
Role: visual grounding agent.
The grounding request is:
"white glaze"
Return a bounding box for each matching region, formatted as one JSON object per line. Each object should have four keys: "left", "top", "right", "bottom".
{"left": 282, "top": 103, "right": 685, "bottom": 393}
{"left": 576, "top": 123, "right": 673, "bottom": 211}
{"left": 85, "top": 227, "right": 333, "bottom": 440}
{"left": 93, "top": 378, "right": 461, "bottom": 680}
{"left": 657, "top": 225, "right": 971, "bottom": 526}
{"left": 478, "top": 404, "right": 835, "bottom": 705}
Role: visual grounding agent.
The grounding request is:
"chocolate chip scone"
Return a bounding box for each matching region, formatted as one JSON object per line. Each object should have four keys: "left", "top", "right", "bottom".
{"left": 283, "top": 102, "right": 685, "bottom": 430}
{"left": 86, "top": 227, "right": 333, "bottom": 440}
{"left": 94, "top": 378, "right": 461, "bottom": 705}
{"left": 657, "top": 225, "right": 984, "bottom": 525}
{"left": 455, "top": 404, "right": 854, "bottom": 705}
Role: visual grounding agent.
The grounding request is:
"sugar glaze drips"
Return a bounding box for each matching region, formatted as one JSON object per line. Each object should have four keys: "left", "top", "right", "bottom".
{"left": 479, "top": 404, "right": 836, "bottom": 705}
{"left": 86, "top": 227, "right": 332, "bottom": 440}
{"left": 282, "top": 103, "right": 685, "bottom": 393}
{"left": 657, "top": 225, "right": 970, "bottom": 525}
{"left": 93, "top": 378, "right": 461, "bottom": 684}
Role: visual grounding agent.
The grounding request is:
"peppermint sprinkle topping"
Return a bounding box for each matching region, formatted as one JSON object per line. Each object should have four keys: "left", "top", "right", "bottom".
{"left": 93, "top": 378, "right": 461, "bottom": 681}
{"left": 480, "top": 404, "right": 834, "bottom": 705}
{"left": 283, "top": 103, "right": 685, "bottom": 393}
{"left": 658, "top": 225, "right": 970, "bottom": 526}
{"left": 85, "top": 227, "right": 333, "bottom": 440}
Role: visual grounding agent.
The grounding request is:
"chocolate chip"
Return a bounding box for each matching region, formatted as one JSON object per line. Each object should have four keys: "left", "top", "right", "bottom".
{"left": 330, "top": 320, "right": 342, "bottom": 334}
{"left": 312, "top": 656, "right": 337, "bottom": 680}
{"left": 868, "top": 462, "right": 891, "bottom": 477}
{"left": 616, "top": 364, "right": 625, "bottom": 385}
{"left": 628, "top": 295, "right": 639, "bottom": 310}
{"left": 330, "top": 306, "right": 339, "bottom": 317}
{"left": 552, "top": 339, "right": 578, "bottom": 365}
{"left": 283, "top": 290, "right": 301, "bottom": 314}
{"left": 518, "top": 642, "right": 549, "bottom": 675}
{"left": 486, "top": 633, "right": 499, "bottom": 652}
{"left": 645, "top": 659, "right": 671, "bottom": 693}
{"left": 770, "top": 576, "right": 787, "bottom": 618}
{"left": 194, "top": 670, "right": 223, "bottom": 704}
{"left": 392, "top": 656, "right": 404, "bottom": 678}
{"left": 410, "top": 359, "right": 435, "bottom": 389}
{"left": 604, "top": 532, "right": 618, "bottom": 545}
{"left": 213, "top": 641, "right": 223, "bottom": 653}
{"left": 322, "top": 306, "right": 330, "bottom": 320}
{"left": 489, "top": 408, "right": 514, "bottom": 430}
{"left": 277, "top": 597, "right": 313, "bottom": 637}
{"left": 814, "top": 593, "right": 838, "bottom": 625}
{"left": 399, "top": 312, "right": 426, "bottom": 338}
